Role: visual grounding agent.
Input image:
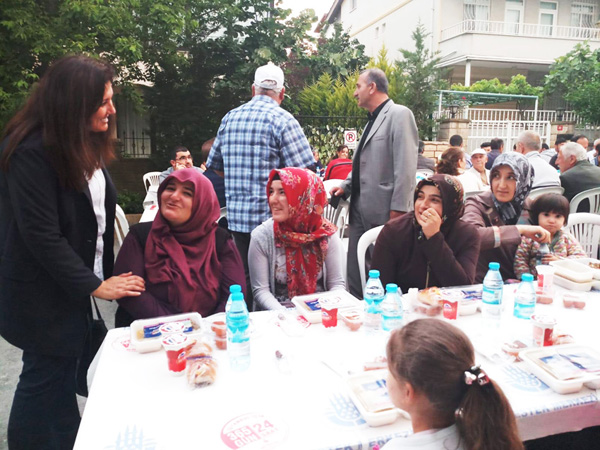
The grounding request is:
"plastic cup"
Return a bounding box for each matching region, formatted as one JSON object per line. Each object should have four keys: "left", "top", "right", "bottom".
{"left": 531, "top": 314, "right": 556, "bottom": 347}
{"left": 214, "top": 335, "right": 227, "bottom": 350}
{"left": 162, "top": 333, "right": 192, "bottom": 375}
{"left": 211, "top": 320, "right": 227, "bottom": 338}
{"left": 442, "top": 298, "right": 459, "bottom": 320}
{"left": 536, "top": 265, "right": 555, "bottom": 292}
{"left": 319, "top": 299, "right": 338, "bottom": 329}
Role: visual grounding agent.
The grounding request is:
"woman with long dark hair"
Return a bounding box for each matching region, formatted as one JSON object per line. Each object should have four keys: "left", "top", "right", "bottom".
{"left": 0, "top": 55, "right": 145, "bottom": 448}
{"left": 384, "top": 319, "right": 523, "bottom": 450}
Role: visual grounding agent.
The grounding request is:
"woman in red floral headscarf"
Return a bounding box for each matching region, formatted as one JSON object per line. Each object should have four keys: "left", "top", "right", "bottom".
{"left": 249, "top": 168, "right": 346, "bottom": 310}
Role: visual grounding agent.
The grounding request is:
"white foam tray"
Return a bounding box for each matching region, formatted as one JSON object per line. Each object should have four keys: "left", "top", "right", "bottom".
{"left": 130, "top": 312, "right": 203, "bottom": 353}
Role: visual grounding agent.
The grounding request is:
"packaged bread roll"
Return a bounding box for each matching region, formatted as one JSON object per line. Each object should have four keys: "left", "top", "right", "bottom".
{"left": 186, "top": 342, "right": 217, "bottom": 387}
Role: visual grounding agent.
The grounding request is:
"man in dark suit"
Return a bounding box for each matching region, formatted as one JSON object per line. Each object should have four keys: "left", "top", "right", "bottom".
{"left": 417, "top": 140, "right": 435, "bottom": 171}
{"left": 331, "top": 68, "right": 418, "bottom": 297}
{"left": 557, "top": 142, "right": 600, "bottom": 210}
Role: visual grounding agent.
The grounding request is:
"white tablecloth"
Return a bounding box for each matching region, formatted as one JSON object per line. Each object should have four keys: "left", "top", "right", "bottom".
{"left": 75, "top": 286, "right": 600, "bottom": 449}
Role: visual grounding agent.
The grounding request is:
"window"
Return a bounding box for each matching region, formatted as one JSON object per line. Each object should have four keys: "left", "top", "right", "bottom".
{"left": 464, "top": 0, "right": 490, "bottom": 20}
{"left": 572, "top": 2, "right": 595, "bottom": 28}
{"left": 382, "top": 23, "right": 386, "bottom": 36}
{"left": 464, "top": 0, "right": 490, "bottom": 31}
{"left": 539, "top": 1, "right": 558, "bottom": 37}
{"left": 375, "top": 26, "right": 379, "bottom": 39}
{"left": 505, "top": 0, "right": 524, "bottom": 35}
{"left": 351, "top": 0, "right": 357, "bottom": 12}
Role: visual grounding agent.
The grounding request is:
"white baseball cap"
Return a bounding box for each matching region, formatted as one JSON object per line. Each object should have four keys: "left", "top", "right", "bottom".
{"left": 254, "top": 62, "right": 284, "bottom": 90}
{"left": 471, "top": 149, "right": 487, "bottom": 156}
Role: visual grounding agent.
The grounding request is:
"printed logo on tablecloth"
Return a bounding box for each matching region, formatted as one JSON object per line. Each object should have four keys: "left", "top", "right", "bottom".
{"left": 112, "top": 334, "right": 136, "bottom": 352}
{"left": 221, "top": 413, "right": 288, "bottom": 449}
{"left": 325, "top": 393, "right": 366, "bottom": 427}
{"left": 502, "top": 365, "right": 549, "bottom": 392}
{"left": 104, "top": 425, "right": 158, "bottom": 449}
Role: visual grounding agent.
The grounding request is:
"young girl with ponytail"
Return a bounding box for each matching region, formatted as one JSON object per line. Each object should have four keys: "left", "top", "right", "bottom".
{"left": 383, "top": 319, "right": 523, "bottom": 450}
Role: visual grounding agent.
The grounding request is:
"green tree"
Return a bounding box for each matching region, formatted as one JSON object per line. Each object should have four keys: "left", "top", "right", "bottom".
{"left": 393, "top": 25, "right": 448, "bottom": 139}
{"left": 544, "top": 42, "right": 600, "bottom": 124}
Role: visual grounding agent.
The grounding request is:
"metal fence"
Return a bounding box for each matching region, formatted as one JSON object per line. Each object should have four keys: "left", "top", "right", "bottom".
{"left": 467, "top": 120, "right": 552, "bottom": 153}
{"left": 295, "top": 115, "right": 365, "bottom": 160}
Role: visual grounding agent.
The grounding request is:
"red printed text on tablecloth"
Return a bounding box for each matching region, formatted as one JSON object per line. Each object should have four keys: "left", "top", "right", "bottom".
{"left": 221, "top": 413, "right": 287, "bottom": 449}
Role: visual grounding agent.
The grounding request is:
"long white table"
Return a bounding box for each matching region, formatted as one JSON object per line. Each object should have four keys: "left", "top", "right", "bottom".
{"left": 75, "top": 286, "right": 600, "bottom": 449}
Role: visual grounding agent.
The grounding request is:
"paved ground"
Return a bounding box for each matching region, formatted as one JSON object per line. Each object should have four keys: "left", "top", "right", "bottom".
{"left": 0, "top": 299, "right": 118, "bottom": 450}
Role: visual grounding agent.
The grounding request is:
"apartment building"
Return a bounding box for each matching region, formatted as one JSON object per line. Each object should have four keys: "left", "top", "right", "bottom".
{"left": 325, "top": 0, "right": 600, "bottom": 86}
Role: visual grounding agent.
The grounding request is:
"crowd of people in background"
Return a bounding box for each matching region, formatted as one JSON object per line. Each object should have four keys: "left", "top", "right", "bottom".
{"left": 2, "top": 54, "right": 600, "bottom": 450}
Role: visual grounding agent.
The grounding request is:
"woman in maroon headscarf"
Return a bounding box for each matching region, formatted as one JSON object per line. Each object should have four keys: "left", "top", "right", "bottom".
{"left": 249, "top": 168, "right": 346, "bottom": 310}
{"left": 371, "top": 174, "right": 481, "bottom": 293}
{"left": 114, "top": 168, "right": 246, "bottom": 326}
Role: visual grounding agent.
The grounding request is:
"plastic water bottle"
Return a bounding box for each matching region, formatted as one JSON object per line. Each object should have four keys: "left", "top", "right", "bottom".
{"left": 382, "top": 284, "right": 404, "bottom": 331}
{"left": 536, "top": 243, "right": 550, "bottom": 266}
{"left": 226, "top": 292, "right": 250, "bottom": 371}
{"left": 514, "top": 273, "right": 536, "bottom": 320}
{"left": 364, "top": 270, "right": 385, "bottom": 330}
{"left": 481, "top": 262, "right": 503, "bottom": 321}
{"left": 225, "top": 284, "right": 242, "bottom": 314}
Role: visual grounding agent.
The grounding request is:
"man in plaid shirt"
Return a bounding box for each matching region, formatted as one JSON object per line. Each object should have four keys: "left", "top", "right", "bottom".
{"left": 207, "top": 63, "right": 314, "bottom": 309}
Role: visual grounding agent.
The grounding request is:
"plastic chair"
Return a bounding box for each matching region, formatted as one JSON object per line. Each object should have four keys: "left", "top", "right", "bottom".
{"left": 566, "top": 213, "right": 600, "bottom": 259}
{"left": 143, "top": 171, "right": 162, "bottom": 192}
{"left": 323, "top": 179, "right": 343, "bottom": 196}
{"left": 357, "top": 225, "right": 384, "bottom": 292}
{"left": 528, "top": 186, "right": 564, "bottom": 200}
{"left": 218, "top": 206, "right": 227, "bottom": 223}
{"left": 569, "top": 187, "right": 600, "bottom": 214}
{"left": 416, "top": 169, "right": 434, "bottom": 182}
{"left": 114, "top": 204, "right": 130, "bottom": 256}
{"left": 464, "top": 190, "right": 485, "bottom": 199}
{"left": 333, "top": 198, "right": 350, "bottom": 239}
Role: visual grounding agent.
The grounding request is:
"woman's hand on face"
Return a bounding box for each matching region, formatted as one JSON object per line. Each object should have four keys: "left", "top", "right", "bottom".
{"left": 516, "top": 225, "right": 551, "bottom": 243}
{"left": 416, "top": 207, "right": 441, "bottom": 239}
{"left": 92, "top": 272, "right": 145, "bottom": 300}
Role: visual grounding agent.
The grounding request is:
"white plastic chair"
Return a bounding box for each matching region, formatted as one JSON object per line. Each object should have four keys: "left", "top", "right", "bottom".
{"left": 464, "top": 190, "right": 485, "bottom": 199}
{"left": 566, "top": 213, "right": 600, "bottom": 259}
{"left": 416, "top": 169, "right": 434, "bottom": 182}
{"left": 528, "top": 186, "right": 565, "bottom": 200}
{"left": 323, "top": 179, "right": 343, "bottom": 195}
{"left": 569, "top": 187, "right": 600, "bottom": 214}
{"left": 334, "top": 198, "right": 351, "bottom": 239}
{"left": 143, "top": 171, "right": 162, "bottom": 192}
{"left": 114, "top": 204, "right": 130, "bottom": 256}
{"left": 218, "top": 206, "right": 227, "bottom": 223}
{"left": 357, "top": 225, "right": 384, "bottom": 292}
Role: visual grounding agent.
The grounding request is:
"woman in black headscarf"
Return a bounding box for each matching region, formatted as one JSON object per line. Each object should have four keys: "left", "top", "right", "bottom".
{"left": 371, "top": 174, "right": 481, "bottom": 292}
{"left": 463, "top": 152, "right": 551, "bottom": 282}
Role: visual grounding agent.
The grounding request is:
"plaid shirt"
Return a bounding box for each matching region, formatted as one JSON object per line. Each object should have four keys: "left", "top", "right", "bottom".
{"left": 207, "top": 95, "right": 314, "bottom": 233}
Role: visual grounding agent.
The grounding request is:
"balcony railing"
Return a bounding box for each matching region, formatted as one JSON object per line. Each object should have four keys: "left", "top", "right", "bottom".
{"left": 441, "top": 20, "right": 600, "bottom": 41}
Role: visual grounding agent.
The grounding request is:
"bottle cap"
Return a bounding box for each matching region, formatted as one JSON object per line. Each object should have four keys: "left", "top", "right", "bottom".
{"left": 369, "top": 269, "right": 380, "bottom": 278}
{"left": 489, "top": 262, "right": 500, "bottom": 270}
{"left": 386, "top": 283, "right": 398, "bottom": 293}
{"left": 521, "top": 273, "right": 534, "bottom": 282}
{"left": 231, "top": 292, "right": 244, "bottom": 301}
{"left": 229, "top": 284, "right": 242, "bottom": 293}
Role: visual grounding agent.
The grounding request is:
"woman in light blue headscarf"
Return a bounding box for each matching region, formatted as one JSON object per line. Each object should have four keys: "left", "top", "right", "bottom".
{"left": 463, "top": 153, "right": 551, "bottom": 282}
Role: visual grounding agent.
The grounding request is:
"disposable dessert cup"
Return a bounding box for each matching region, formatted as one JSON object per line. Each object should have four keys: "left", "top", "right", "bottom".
{"left": 531, "top": 314, "right": 556, "bottom": 347}
{"left": 158, "top": 321, "right": 186, "bottom": 336}
{"left": 214, "top": 335, "right": 227, "bottom": 350}
{"left": 162, "top": 333, "right": 192, "bottom": 375}
{"left": 536, "top": 265, "right": 555, "bottom": 293}
{"left": 442, "top": 299, "right": 458, "bottom": 320}
{"left": 340, "top": 309, "right": 363, "bottom": 331}
{"left": 211, "top": 320, "right": 227, "bottom": 338}
{"left": 319, "top": 299, "right": 338, "bottom": 329}
{"left": 562, "top": 292, "right": 586, "bottom": 309}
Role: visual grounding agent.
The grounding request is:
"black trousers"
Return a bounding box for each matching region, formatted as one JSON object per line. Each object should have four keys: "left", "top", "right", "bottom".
{"left": 8, "top": 352, "right": 80, "bottom": 450}
{"left": 231, "top": 231, "right": 254, "bottom": 311}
